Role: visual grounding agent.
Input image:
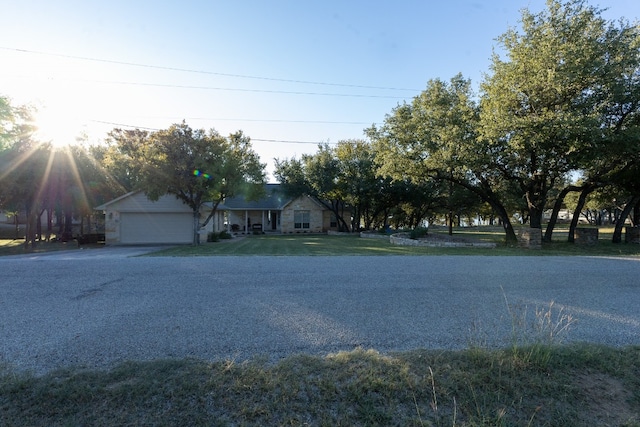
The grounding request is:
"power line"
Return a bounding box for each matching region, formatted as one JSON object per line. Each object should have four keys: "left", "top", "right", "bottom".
{"left": 0, "top": 71, "right": 409, "bottom": 99}
{"left": 130, "top": 116, "right": 370, "bottom": 125}
{"left": 85, "top": 79, "right": 407, "bottom": 98}
{"left": 0, "top": 46, "right": 420, "bottom": 92}
{"left": 252, "top": 138, "right": 336, "bottom": 145}
{"left": 90, "top": 120, "right": 336, "bottom": 144}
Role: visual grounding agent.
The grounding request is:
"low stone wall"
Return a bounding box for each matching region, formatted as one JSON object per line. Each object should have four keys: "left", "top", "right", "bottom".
{"left": 626, "top": 226, "right": 640, "bottom": 244}
{"left": 389, "top": 233, "right": 497, "bottom": 248}
{"left": 359, "top": 231, "right": 391, "bottom": 240}
{"left": 327, "top": 230, "right": 355, "bottom": 236}
{"left": 574, "top": 227, "right": 599, "bottom": 245}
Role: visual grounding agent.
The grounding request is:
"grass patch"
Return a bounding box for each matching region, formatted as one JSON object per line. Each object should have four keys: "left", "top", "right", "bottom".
{"left": 1, "top": 345, "right": 639, "bottom": 426}
{"left": 148, "top": 231, "right": 640, "bottom": 257}
{"left": 0, "top": 239, "right": 81, "bottom": 256}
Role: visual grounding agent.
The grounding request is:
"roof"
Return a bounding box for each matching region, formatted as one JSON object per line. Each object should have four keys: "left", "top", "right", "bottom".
{"left": 218, "top": 184, "right": 291, "bottom": 211}
{"left": 94, "top": 190, "right": 140, "bottom": 210}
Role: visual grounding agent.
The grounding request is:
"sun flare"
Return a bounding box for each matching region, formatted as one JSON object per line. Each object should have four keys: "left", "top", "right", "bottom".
{"left": 33, "top": 103, "right": 89, "bottom": 148}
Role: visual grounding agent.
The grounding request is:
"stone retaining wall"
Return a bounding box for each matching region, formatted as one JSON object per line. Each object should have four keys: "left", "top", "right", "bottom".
{"left": 359, "top": 231, "right": 391, "bottom": 240}
{"left": 389, "top": 233, "right": 497, "bottom": 248}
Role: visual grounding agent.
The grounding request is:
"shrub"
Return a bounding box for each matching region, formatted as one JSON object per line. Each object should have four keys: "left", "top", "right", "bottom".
{"left": 409, "top": 227, "right": 428, "bottom": 239}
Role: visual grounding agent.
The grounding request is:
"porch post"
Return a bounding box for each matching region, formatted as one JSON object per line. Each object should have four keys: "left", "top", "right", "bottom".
{"left": 262, "top": 211, "right": 265, "bottom": 232}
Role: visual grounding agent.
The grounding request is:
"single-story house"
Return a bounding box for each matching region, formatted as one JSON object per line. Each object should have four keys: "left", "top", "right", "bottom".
{"left": 217, "top": 183, "right": 339, "bottom": 234}
{"left": 94, "top": 185, "right": 343, "bottom": 245}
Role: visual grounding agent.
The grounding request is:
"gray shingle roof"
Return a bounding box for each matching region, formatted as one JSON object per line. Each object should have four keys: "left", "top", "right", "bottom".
{"left": 217, "top": 184, "right": 291, "bottom": 210}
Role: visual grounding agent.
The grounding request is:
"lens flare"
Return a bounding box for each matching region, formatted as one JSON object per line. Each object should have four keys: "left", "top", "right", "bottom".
{"left": 193, "top": 169, "right": 211, "bottom": 179}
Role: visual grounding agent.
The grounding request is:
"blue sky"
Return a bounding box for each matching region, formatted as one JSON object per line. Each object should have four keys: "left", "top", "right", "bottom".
{"left": 1, "top": 0, "right": 638, "bottom": 181}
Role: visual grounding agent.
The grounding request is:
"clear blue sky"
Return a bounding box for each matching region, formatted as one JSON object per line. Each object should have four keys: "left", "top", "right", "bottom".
{"left": 1, "top": 0, "right": 638, "bottom": 181}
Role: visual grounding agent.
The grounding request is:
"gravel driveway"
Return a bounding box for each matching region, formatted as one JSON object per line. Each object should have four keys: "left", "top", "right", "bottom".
{"left": 1, "top": 250, "right": 639, "bottom": 374}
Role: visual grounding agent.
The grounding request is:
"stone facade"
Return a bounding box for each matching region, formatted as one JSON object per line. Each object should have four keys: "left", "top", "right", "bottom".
{"left": 280, "top": 196, "right": 325, "bottom": 234}
{"left": 518, "top": 228, "right": 542, "bottom": 249}
{"left": 626, "top": 226, "right": 640, "bottom": 244}
{"left": 574, "top": 227, "right": 599, "bottom": 245}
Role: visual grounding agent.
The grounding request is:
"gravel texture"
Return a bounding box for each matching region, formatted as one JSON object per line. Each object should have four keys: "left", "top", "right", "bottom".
{"left": 1, "top": 249, "right": 639, "bottom": 374}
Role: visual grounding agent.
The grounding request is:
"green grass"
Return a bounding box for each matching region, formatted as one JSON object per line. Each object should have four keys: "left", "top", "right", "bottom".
{"left": 148, "top": 229, "right": 640, "bottom": 257}
{"left": 2, "top": 344, "right": 639, "bottom": 426}
{"left": 0, "top": 238, "right": 82, "bottom": 256}
{"left": 2, "top": 225, "right": 638, "bottom": 257}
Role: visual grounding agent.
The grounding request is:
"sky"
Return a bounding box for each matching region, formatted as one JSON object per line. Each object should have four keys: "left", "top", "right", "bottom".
{"left": 1, "top": 0, "right": 639, "bottom": 181}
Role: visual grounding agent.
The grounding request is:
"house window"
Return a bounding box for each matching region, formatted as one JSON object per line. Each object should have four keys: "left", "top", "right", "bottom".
{"left": 294, "top": 210, "right": 310, "bottom": 229}
{"left": 330, "top": 214, "right": 337, "bottom": 228}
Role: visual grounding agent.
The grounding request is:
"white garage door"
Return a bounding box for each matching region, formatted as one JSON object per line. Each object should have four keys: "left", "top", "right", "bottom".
{"left": 120, "top": 212, "right": 193, "bottom": 244}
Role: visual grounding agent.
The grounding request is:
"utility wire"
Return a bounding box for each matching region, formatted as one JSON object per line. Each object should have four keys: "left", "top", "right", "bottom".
{"left": 90, "top": 120, "right": 336, "bottom": 144}
{"left": 86, "top": 79, "right": 407, "bottom": 98}
{"left": 0, "top": 46, "right": 420, "bottom": 92}
{"left": 0, "top": 71, "right": 409, "bottom": 99}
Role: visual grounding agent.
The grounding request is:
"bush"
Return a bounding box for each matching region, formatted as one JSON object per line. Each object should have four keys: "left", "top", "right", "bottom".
{"left": 409, "top": 227, "right": 428, "bottom": 239}
{"left": 207, "top": 231, "right": 234, "bottom": 242}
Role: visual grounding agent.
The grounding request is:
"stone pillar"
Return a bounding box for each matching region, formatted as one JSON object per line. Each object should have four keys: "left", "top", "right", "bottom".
{"left": 574, "top": 227, "right": 599, "bottom": 245}
{"left": 518, "top": 228, "right": 542, "bottom": 249}
{"left": 625, "top": 226, "right": 640, "bottom": 244}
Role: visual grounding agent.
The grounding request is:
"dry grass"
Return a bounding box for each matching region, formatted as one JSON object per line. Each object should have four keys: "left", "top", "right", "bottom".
{"left": 1, "top": 345, "right": 639, "bottom": 426}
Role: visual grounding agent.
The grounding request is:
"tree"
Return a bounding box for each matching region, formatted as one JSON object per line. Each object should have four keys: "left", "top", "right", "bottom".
{"left": 275, "top": 145, "right": 352, "bottom": 232}
{"left": 107, "top": 122, "right": 265, "bottom": 245}
{"left": 369, "top": 74, "right": 520, "bottom": 243}
{"left": 0, "top": 96, "right": 35, "bottom": 152}
{"left": 480, "top": 0, "right": 639, "bottom": 236}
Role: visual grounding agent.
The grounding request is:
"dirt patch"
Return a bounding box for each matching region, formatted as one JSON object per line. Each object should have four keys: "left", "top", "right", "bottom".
{"left": 574, "top": 371, "right": 638, "bottom": 426}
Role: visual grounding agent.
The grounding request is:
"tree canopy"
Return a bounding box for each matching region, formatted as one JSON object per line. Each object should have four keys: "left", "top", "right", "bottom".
{"left": 104, "top": 122, "right": 265, "bottom": 245}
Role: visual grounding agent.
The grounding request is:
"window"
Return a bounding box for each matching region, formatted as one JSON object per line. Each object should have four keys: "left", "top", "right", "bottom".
{"left": 294, "top": 210, "right": 310, "bottom": 229}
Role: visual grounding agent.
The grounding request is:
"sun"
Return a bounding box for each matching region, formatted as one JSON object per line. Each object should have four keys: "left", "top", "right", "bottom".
{"left": 33, "top": 102, "right": 89, "bottom": 148}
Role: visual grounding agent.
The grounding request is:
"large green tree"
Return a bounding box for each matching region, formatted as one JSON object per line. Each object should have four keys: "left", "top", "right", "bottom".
{"left": 369, "top": 74, "right": 521, "bottom": 243}
{"left": 107, "top": 122, "right": 265, "bottom": 245}
{"left": 275, "top": 144, "right": 353, "bottom": 232}
{"left": 480, "top": 0, "right": 639, "bottom": 237}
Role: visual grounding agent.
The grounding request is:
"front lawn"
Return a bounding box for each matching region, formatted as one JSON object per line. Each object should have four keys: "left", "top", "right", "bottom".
{"left": 148, "top": 230, "right": 640, "bottom": 257}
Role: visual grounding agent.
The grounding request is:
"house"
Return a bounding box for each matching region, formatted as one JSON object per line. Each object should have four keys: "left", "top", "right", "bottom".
{"left": 95, "top": 185, "right": 343, "bottom": 245}
{"left": 95, "top": 191, "right": 214, "bottom": 245}
{"left": 217, "top": 184, "right": 340, "bottom": 234}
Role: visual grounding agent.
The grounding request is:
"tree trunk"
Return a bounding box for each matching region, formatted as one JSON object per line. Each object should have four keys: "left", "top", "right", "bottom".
{"left": 192, "top": 209, "right": 200, "bottom": 246}
{"left": 544, "top": 185, "right": 580, "bottom": 242}
{"left": 612, "top": 194, "right": 640, "bottom": 243}
{"left": 487, "top": 200, "right": 517, "bottom": 244}
{"left": 36, "top": 209, "right": 44, "bottom": 241}
{"left": 46, "top": 208, "right": 53, "bottom": 242}
{"left": 568, "top": 185, "right": 594, "bottom": 243}
{"left": 24, "top": 203, "right": 37, "bottom": 250}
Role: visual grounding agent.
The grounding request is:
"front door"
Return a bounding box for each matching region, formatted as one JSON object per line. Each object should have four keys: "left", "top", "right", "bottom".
{"left": 271, "top": 212, "right": 278, "bottom": 230}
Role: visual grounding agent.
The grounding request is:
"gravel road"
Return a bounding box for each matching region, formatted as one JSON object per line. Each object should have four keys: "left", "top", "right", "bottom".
{"left": 1, "top": 249, "right": 639, "bottom": 374}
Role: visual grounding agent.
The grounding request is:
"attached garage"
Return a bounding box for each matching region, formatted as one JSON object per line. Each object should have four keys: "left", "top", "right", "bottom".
{"left": 119, "top": 212, "right": 193, "bottom": 244}
{"left": 95, "top": 191, "right": 209, "bottom": 245}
